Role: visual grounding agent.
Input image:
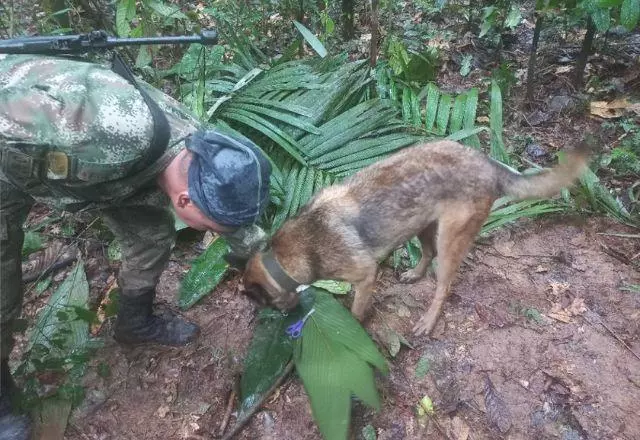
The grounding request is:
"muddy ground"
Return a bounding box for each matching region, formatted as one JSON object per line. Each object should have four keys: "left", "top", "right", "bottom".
{"left": 45, "top": 214, "right": 638, "bottom": 440}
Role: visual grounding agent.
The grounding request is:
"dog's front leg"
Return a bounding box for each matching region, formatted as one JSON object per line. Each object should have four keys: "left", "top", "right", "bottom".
{"left": 350, "top": 269, "right": 378, "bottom": 322}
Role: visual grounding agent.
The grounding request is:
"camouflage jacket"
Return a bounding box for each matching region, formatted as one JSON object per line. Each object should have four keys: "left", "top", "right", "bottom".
{"left": 0, "top": 54, "right": 203, "bottom": 212}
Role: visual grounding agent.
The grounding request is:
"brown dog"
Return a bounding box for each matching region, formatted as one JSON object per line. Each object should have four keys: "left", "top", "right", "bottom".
{"left": 242, "top": 140, "right": 590, "bottom": 336}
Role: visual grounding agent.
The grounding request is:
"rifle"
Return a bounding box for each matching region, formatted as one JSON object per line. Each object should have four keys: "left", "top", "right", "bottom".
{"left": 0, "top": 29, "right": 218, "bottom": 55}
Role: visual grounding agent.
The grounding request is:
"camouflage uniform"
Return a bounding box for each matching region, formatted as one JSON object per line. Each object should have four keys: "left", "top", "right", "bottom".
{"left": 0, "top": 54, "right": 265, "bottom": 359}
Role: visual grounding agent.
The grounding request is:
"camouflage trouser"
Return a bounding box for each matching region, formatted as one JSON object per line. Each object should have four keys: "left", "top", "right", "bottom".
{"left": 0, "top": 179, "right": 176, "bottom": 360}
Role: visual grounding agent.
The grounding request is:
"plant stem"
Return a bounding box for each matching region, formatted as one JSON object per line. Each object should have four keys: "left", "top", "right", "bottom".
{"left": 574, "top": 16, "right": 596, "bottom": 89}
{"left": 220, "top": 361, "right": 295, "bottom": 440}
{"left": 526, "top": 12, "right": 544, "bottom": 104}
{"left": 370, "top": 0, "right": 379, "bottom": 68}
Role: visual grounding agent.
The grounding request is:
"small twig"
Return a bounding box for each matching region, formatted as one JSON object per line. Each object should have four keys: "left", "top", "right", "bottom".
{"left": 220, "top": 361, "right": 295, "bottom": 440}
{"left": 586, "top": 311, "right": 640, "bottom": 363}
{"left": 596, "top": 232, "right": 640, "bottom": 239}
{"left": 427, "top": 413, "right": 455, "bottom": 440}
{"left": 218, "top": 375, "right": 240, "bottom": 436}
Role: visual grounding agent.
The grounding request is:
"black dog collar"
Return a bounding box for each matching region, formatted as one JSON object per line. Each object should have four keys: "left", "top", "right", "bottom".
{"left": 261, "top": 249, "right": 300, "bottom": 293}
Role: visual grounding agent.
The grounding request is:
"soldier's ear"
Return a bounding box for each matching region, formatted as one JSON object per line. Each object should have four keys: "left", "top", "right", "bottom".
{"left": 176, "top": 191, "right": 191, "bottom": 209}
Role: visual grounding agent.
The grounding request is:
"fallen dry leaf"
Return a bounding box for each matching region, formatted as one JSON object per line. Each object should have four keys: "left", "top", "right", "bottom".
{"left": 590, "top": 99, "right": 634, "bottom": 119}
{"left": 450, "top": 415, "right": 470, "bottom": 440}
{"left": 156, "top": 405, "right": 170, "bottom": 418}
{"left": 483, "top": 375, "right": 512, "bottom": 434}
{"left": 547, "top": 297, "right": 587, "bottom": 323}
{"left": 91, "top": 277, "right": 119, "bottom": 336}
{"left": 477, "top": 116, "right": 490, "bottom": 123}
{"left": 555, "top": 65, "right": 573, "bottom": 74}
{"left": 548, "top": 281, "right": 571, "bottom": 297}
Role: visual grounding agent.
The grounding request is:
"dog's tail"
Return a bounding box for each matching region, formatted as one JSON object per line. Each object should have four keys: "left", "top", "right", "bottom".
{"left": 495, "top": 141, "right": 592, "bottom": 201}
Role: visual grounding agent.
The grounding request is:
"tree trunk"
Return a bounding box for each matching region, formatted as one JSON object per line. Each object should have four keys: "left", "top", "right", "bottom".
{"left": 370, "top": 0, "right": 379, "bottom": 67}
{"left": 298, "top": 0, "right": 305, "bottom": 57}
{"left": 341, "top": 0, "right": 354, "bottom": 40}
{"left": 574, "top": 17, "right": 596, "bottom": 89}
{"left": 525, "top": 13, "right": 544, "bottom": 104}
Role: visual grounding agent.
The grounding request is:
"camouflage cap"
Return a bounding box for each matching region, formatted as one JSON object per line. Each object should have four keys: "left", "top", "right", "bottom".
{"left": 186, "top": 129, "right": 271, "bottom": 228}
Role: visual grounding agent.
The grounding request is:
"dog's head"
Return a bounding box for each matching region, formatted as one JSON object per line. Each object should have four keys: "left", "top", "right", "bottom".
{"left": 241, "top": 252, "right": 300, "bottom": 311}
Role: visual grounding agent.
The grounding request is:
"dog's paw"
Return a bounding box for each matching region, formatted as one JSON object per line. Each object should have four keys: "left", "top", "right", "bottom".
{"left": 399, "top": 269, "right": 423, "bottom": 284}
{"left": 412, "top": 316, "right": 436, "bottom": 336}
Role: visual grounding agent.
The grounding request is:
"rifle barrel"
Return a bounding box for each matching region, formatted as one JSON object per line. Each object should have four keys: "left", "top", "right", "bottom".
{"left": 0, "top": 30, "right": 218, "bottom": 55}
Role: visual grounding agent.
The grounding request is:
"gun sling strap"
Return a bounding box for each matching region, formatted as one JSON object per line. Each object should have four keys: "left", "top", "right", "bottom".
{"left": 111, "top": 53, "right": 171, "bottom": 173}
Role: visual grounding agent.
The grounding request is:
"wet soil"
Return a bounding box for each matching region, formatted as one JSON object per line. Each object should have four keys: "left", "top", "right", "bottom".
{"left": 59, "top": 215, "right": 640, "bottom": 440}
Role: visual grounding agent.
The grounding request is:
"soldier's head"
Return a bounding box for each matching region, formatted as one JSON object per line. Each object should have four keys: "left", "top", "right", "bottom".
{"left": 161, "top": 129, "right": 271, "bottom": 233}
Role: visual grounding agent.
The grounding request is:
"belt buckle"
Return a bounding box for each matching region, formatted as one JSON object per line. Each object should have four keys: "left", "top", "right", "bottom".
{"left": 46, "top": 151, "right": 70, "bottom": 180}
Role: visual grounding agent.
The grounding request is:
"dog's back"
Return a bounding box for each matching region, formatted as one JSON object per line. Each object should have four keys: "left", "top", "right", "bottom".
{"left": 285, "top": 140, "right": 588, "bottom": 261}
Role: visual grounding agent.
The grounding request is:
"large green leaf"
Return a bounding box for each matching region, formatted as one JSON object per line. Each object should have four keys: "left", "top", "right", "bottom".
{"left": 239, "top": 309, "right": 296, "bottom": 417}
{"left": 179, "top": 237, "right": 229, "bottom": 310}
{"left": 293, "top": 20, "right": 328, "bottom": 58}
{"left": 424, "top": 83, "right": 440, "bottom": 132}
{"left": 482, "top": 197, "right": 566, "bottom": 235}
{"left": 490, "top": 80, "right": 510, "bottom": 164}
{"left": 28, "top": 261, "right": 90, "bottom": 355}
{"left": 115, "top": 0, "right": 134, "bottom": 37}
{"left": 306, "top": 289, "right": 388, "bottom": 373}
{"left": 293, "top": 288, "right": 387, "bottom": 440}
{"left": 295, "top": 322, "right": 352, "bottom": 440}
{"left": 621, "top": 0, "right": 640, "bottom": 30}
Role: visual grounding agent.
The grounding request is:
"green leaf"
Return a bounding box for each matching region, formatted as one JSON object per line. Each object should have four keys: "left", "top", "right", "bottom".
{"left": 147, "top": 1, "right": 188, "bottom": 19}
{"left": 449, "top": 94, "right": 467, "bottom": 133}
{"left": 115, "top": 0, "right": 133, "bottom": 37}
{"left": 293, "top": 20, "right": 328, "bottom": 58}
{"left": 311, "top": 280, "right": 352, "bottom": 295}
{"left": 28, "top": 261, "right": 90, "bottom": 356}
{"left": 303, "top": 288, "right": 388, "bottom": 373}
{"left": 415, "top": 354, "right": 431, "bottom": 378}
{"left": 72, "top": 306, "right": 99, "bottom": 324}
{"left": 424, "top": 83, "right": 440, "bottom": 132}
{"left": 436, "top": 94, "right": 452, "bottom": 135}
{"left": 621, "top": 0, "right": 640, "bottom": 30}
{"left": 22, "top": 231, "right": 43, "bottom": 258}
{"left": 490, "top": 80, "right": 509, "bottom": 164}
{"left": 35, "top": 277, "right": 52, "bottom": 295}
{"left": 410, "top": 90, "right": 422, "bottom": 127}
{"left": 590, "top": 5, "right": 611, "bottom": 32}
{"left": 460, "top": 54, "right": 473, "bottom": 77}
{"left": 362, "top": 424, "right": 377, "bottom": 440}
{"left": 505, "top": 5, "right": 523, "bottom": 28}
{"left": 135, "top": 46, "right": 153, "bottom": 68}
{"left": 239, "top": 310, "right": 294, "bottom": 417}
{"left": 179, "top": 238, "right": 229, "bottom": 310}
{"left": 107, "top": 240, "right": 121, "bottom": 263}
{"left": 295, "top": 321, "right": 352, "bottom": 440}
{"left": 446, "top": 126, "right": 489, "bottom": 142}
{"left": 402, "top": 87, "right": 412, "bottom": 122}
{"left": 482, "top": 197, "right": 565, "bottom": 235}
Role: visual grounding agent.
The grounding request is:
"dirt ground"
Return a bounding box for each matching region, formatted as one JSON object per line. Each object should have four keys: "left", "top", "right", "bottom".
{"left": 54, "top": 214, "right": 639, "bottom": 440}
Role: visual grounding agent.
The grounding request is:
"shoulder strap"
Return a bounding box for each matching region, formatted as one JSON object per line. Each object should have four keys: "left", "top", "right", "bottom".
{"left": 111, "top": 53, "right": 171, "bottom": 173}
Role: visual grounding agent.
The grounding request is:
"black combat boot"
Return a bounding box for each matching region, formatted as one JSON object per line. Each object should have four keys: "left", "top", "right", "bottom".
{"left": 0, "top": 359, "right": 32, "bottom": 440}
{"left": 113, "top": 289, "right": 200, "bottom": 346}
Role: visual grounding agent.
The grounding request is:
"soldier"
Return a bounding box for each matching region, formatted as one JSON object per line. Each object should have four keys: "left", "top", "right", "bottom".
{"left": 0, "top": 54, "right": 271, "bottom": 438}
